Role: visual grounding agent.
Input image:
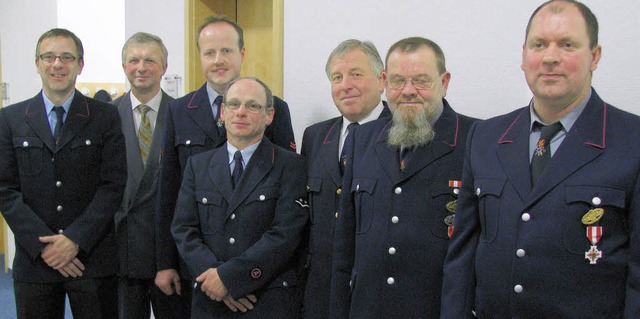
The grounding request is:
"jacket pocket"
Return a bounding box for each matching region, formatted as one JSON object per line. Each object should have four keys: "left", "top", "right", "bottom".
{"left": 195, "top": 189, "right": 223, "bottom": 235}
{"left": 351, "top": 178, "right": 376, "bottom": 234}
{"left": 13, "top": 137, "right": 43, "bottom": 176}
{"left": 427, "top": 182, "right": 458, "bottom": 239}
{"left": 306, "top": 178, "right": 322, "bottom": 223}
{"left": 475, "top": 178, "right": 506, "bottom": 243}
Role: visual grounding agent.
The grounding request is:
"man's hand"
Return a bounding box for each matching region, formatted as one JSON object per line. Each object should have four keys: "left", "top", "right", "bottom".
{"left": 195, "top": 268, "right": 228, "bottom": 301}
{"left": 39, "top": 234, "right": 79, "bottom": 269}
{"left": 57, "top": 258, "right": 85, "bottom": 278}
{"left": 223, "top": 294, "right": 257, "bottom": 312}
{"left": 155, "top": 269, "right": 182, "bottom": 296}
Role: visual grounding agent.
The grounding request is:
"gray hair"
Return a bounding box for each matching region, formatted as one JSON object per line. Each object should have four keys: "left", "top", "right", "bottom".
{"left": 121, "top": 32, "right": 168, "bottom": 67}
{"left": 325, "top": 39, "right": 384, "bottom": 78}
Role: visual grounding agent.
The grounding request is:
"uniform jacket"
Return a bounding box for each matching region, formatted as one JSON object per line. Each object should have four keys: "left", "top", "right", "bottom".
{"left": 301, "top": 102, "right": 390, "bottom": 319}
{"left": 156, "top": 83, "right": 296, "bottom": 280}
{"left": 441, "top": 89, "right": 640, "bottom": 318}
{"left": 331, "top": 100, "right": 477, "bottom": 318}
{"left": 0, "top": 90, "right": 127, "bottom": 282}
{"left": 171, "top": 136, "right": 308, "bottom": 318}
{"left": 114, "top": 90, "right": 173, "bottom": 279}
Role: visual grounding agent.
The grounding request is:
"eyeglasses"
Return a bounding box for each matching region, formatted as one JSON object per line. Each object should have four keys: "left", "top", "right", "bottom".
{"left": 38, "top": 53, "right": 78, "bottom": 64}
{"left": 387, "top": 74, "right": 442, "bottom": 90}
{"left": 224, "top": 100, "right": 265, "bottom": 113}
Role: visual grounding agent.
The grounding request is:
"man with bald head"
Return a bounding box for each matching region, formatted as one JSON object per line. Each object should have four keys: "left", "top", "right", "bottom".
{"left": 442, "top": 1, "right": 640, "bottom": 317}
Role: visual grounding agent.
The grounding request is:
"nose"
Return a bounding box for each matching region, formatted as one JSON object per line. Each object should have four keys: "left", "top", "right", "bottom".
{"left": 340, "top": 77, "right": 354, "bottom": 91}
{"left": 542, "top": 43, "right": 561, "bottom": 64}
{"left": 401, "top": 79, "right": 418, "bottom": 96}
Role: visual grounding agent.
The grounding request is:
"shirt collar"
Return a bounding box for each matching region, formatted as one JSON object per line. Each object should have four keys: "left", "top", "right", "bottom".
{"left": 341, "top": 100, "right": 385, "bottom": 137}
{"left": 206, "top": 84, "right": 223, "bottom": 106}
{"left": 227, "top": 140, "right": 261, "bottom": 165}
{"left": 42, "top": 91, "right": 74, "bottom": 115}
{"left": 529, "top": 89, "right": 591, "bottom": 132}
{"left": 130, "top": 90, "right": 162, "bottom": 112}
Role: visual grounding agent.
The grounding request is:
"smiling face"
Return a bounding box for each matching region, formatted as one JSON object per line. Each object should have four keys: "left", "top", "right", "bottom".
{"left": 123, "top": 42, "right": 167, "bottom": 98}
{"left": 522, "top": 1, "right": 601, "bottom": 117}
{"left": 328, "top": 48, "right": 385, "bottom": 122}
{"left": 198, "top": 22, "right": 245, "bottom": 93}
{"left": 221, "top": 78, "right": 274, "bottom": 149}
{"left": 36, "top": 36, "right": 84, "bottom": 104}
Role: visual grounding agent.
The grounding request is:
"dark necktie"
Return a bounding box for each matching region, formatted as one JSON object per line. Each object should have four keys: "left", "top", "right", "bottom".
{"left": 340, "top": 122, "right": 359, "bottom": 175}
{"left": 53, "top": 106, "right": 65, "bottom": 144}
{"left": 213, "top": 95, "right": 223, "bottom": 123}
{"left": 399, "top": 147, "right": 411, "bottom": 171}
{"left": 232, "top": 150, "right": 244, "bottom": 189}
{"left": 530, "top": 122, "right": 563, "bottom": 185}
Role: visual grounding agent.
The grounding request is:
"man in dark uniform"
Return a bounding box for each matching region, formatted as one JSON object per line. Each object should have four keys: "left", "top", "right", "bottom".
{"left": 301, "top": 39, "right": 389, "bottom": 319}
{"left": 331, "top": 37, "right": 477, "bottom": 318}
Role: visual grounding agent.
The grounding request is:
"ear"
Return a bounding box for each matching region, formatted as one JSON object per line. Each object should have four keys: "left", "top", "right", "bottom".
{"left": 377, "top": 70, "right": 387, "bottom": 93}
{"left": 220, "top": 104, "right": 226, "bottom": 122}
{"left": 264, "top": 107, "right": 275, "bottom": 126}
{"left": 590, "top": 45, "right": 602, "bottom": 72}
{"left": 440, "top": 72, "right": 451, "bottom": 97}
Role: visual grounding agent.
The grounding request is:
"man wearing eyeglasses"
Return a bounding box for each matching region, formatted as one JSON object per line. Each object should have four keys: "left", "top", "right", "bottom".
{"left": 0, "top": 28, "right": 126, "bottom": 318}
{"left": 171, "top": 77, "right": 307, "bottom": 318}
{"left": 330, "top": 37, "right": 477, "bottom": 318}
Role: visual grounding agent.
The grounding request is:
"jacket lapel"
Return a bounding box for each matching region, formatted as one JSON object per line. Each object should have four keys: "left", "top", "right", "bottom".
{"left": 24, "top": 93, "right": 56, "bottom": 151}
{"left": 320, "top": 118, "right": 343, "bottom": 187}
{"left": 496, "top": 109, "right": 533, "bottom": 202}
{"left": 56, "top": 91, "right": 91, "bottom": 151}
{"left": 185, "top": 84, "right": 222, "bottom": 142}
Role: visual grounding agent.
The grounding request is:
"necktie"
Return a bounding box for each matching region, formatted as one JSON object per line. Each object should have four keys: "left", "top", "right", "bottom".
{"left": 340, "top": 122, "right": 359, "bottom": 175}
{"left": 53, "top": 106, "right": 65, "bottom": 144}
{"left": 138, "top": 105, "right": 153, "bottom": 164}
{"left": 530, "top": 122, "right": 563, "bottom": 185}
{"left": 213, "top": 95, "right": 223, "bottom": 123}
{"left": 399, "top": 147, "right": 411, "bottom": 171}
{"left": 232, "top": 150, "right": 244, "bottom": 189}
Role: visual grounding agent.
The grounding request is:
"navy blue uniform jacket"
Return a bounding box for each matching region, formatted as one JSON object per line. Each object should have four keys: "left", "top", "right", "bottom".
{"left": 301, "top": 102, "right": 390, "bottom": 319}
{"left": 442, "top": 89, "right": 640, "bottom": 318}
{"left": 156, "top": 83, "right": 296, "bottom": 280}
{"left": 0, "top": 90, "right": 127, "bottom": 282}
{"left": 171, "top": 137, "right": 308, "bottom": 318}
{"left": 331, "top": 100, "right": 477, "bottom": 318}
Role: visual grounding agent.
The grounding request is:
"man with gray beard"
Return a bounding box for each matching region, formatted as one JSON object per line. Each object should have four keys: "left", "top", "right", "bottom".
{"left": 330, "top": 37, "right": 477, "bottom": 319}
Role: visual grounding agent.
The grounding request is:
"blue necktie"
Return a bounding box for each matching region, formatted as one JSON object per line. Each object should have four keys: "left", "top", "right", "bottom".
{"left": 232, "top": 150, "right": 244, "bottom": 189}
{"left": 340, "top": 122, "right": 359, "bottom": 175}
{"left": 213, "top": 95, "right": 223, "bottom": 123}
{"left": 530, "top": 122, "right": 563, "bottom": 185}
{"left": 53, "top": 106, "right": 65, "bottom": 144}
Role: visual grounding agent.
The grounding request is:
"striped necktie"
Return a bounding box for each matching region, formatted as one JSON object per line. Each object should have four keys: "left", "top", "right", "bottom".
{"left": 138, "top": 104, "right": 153, "bottom": 164}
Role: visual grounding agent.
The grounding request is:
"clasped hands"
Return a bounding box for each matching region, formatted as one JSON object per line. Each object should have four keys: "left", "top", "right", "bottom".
{"left": 196, "top": 268, "right": 257, "bottom": 313}
{"left": 39, "top": 234, "right": 84, "bottom": 278}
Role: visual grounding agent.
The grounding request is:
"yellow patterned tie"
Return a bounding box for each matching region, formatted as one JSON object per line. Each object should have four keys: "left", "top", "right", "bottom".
{"left": 138, "top": 104, "right": 153, "bottom": 164}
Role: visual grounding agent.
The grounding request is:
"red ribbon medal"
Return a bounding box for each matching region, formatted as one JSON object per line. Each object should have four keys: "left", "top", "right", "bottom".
{"left": 585, "top": 226, "right": 603, "bottom": 264}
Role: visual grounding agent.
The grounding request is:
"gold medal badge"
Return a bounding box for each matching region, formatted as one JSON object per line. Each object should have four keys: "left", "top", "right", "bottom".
{"left": 581, "top": 208, "right": 604, "bottom": 225}
{"left": 446, "top": 200, "right": 457, "bottom": 213}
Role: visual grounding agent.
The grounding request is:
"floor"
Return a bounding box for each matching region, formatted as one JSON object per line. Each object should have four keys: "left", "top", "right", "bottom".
{"left": 0, "top": 254, "right": 72, "bottom": 319}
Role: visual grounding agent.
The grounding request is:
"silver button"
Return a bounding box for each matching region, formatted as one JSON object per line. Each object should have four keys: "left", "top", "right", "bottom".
{"left": 387, "top": 277, "right": 395, "bottom": 285}
{"left": 57, "top": 205, "right": 63, "bottom": 212}
{"left": 202, "top": 197, "right": 208, "bottom": 204}
{"left": 58, "top": 229, "right": 64, "bottom": 234}
{"left": 592, "top": 197, "right": 602, "bottom": 206}
{"left": 356, "top": 184, "right": 360, "bottom": 191}
{"left": 186, "top": 140, "right": 191, "bottom": 145}
{"left": 514, "top": 285, "right": 523, "bottom": 293}
{"left": 349, "top": 280, "right": 352, "bottom": 287}
{"left": 453, "top": 188, "right": 460, "bottom": 195}
{"left": 85, "top": 140, "right": 91, "bottom": 145}
{"left": 388, "top": 247, "right": 396, "bottom": 255}
{"left": 516, "top": 249, "right": 526, "bottom": 257}
{"left": 229, "top": 238, "right": 235, "bottom": 244}
{"left": 282, "top": 281, "right": 288, "bottom": 287}
{"left": 306, "top": 185, "right": 310, "bottom": 191}
{"left": 56, "top": 181, "right": 62, "bottom": 187}
{"left": 230, "top": 214, "right": 236, "bottom": 220}
{"left": 259, "top": 195, "right": 266, "bottom": 201}
{"left": 394, "top": 187, "right": 402, "bottom": 194}
{"left": 22, "top": 141, "right": 29, "bottom": 147}
{"left": 391, "top": 216, "right": 399, "bottom": 223}
{"left": 476, "top": 188, "right": 481, "bottom": 196}
{"left": 521, "top": 213, "right": 531, "bottom": 222}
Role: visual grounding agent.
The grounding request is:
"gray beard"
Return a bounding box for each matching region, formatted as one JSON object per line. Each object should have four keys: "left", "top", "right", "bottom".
{"left": 387, "top": 106, "right": 436, "bottom": 149}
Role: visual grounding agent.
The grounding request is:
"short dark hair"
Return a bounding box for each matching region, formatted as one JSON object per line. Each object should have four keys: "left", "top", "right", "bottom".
{"left": 385, "top": 37, "right": 446, "bottom": 75}
{"left": 36, "top": 28, "right": 84, "bottom": 62}
{"left": 197, "top": 15, "right": 244, "bottom": 51}
{"left": 525, "top": 0, "right": 599, "bottom": 49}
{"left": 224, "top": 77, "right": 274, "bottom": 111}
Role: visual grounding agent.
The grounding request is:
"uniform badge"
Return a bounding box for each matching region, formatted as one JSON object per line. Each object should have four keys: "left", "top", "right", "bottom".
{"left": 444, "top": 214, "right": 455, "bottom": 238}
{"left": 295, "top": 198, "right": 309, "bottom": 208}
{"left": 585, "top": 226, "right": 603, "bottom": 264}
{"left": 446, "top": 200, "right": 457, "bottom": 213}
{"left": 534, "top": 139, "right": 546, "bottom": 156}
{"left": 581, "top": 208, "right": 604, "bottom": 225}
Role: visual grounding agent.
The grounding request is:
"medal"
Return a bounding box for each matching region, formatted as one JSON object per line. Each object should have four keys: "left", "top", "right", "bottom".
{"left": 581, "top": 208, "right": 604, "bottom": 225}
{"left": 584, "top": 226, "right": 603, "bottom": 264}
{"left": 444, "top": 214, "right": 455, "bottom": 238}
{"left": 446, "top": 200, "right": 457, "bottom": 213}
{"left": 534, "top": 139, "right": 546, "bottom": 156}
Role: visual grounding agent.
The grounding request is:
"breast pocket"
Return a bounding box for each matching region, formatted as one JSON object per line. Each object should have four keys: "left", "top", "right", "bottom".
{"left": 563, "top": 185, "right": 626, "bottom": 255}
{"left": 70, "top": 135, "right": 103, "bottom": 175}
{"left": 351, "top": 178, "right": 376, "bottom": 234}
{"left": 244, "top": 186, "right": 279, "bottom": 234}
{"left": 13, "top": 137, "right": 44, "bottom": 176}
{"left": 306, "top": 178, "right": 322, "bottom": 223}
{"left": 175, "top": 134, "right": 207, "bottom": 155}
{"left": 475, "top": 178, "right": 506, "bottom": 243}
{"left": 427, "top": 182, "right": 458, "bottom": 239}
{"left": 195, "top": 190, "right": 224, "bottom": 235}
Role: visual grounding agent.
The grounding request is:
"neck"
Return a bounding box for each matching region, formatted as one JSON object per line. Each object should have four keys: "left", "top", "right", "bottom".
{"left": 131, "top": 86, "right": 160, "bottom": 104}
{"left": 44, "top": 89, "right": 73, "bottom": 106}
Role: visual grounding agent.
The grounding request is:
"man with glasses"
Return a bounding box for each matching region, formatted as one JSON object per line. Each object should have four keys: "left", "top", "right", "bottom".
{"left": 330, "top": 37, "right": 477, "bottom": 318}
{"left": 171, "top": 77, "right": 307, "bottom": 318}
{"left": 0, "top": 28, "right": 126, "bottom": 318}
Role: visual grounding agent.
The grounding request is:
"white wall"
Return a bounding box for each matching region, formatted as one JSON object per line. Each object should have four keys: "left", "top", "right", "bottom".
{"left": 284, "top": 0, "right": 640, "bottom": 149}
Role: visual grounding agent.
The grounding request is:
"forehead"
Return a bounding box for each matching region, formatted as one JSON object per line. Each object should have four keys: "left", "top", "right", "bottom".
{"left": 227, "top": 79, "right": 266, "bottom": 101}
{"left": 529, "top": 3, "right": 588, "bottom": 37}
{"left": 330, "top": 48, "right": 372, "bottom": 72}
{"left": 386, "top": 46, "right": 438, "bottom": 75}
{"left": 39, "top": 36, "right": 77, "bottom": 53}
{"left": 199, "top": 22, "right": 239, "bottom": 47}
{"left": 125, "top": 42, "right": 162, "bottom": 55}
